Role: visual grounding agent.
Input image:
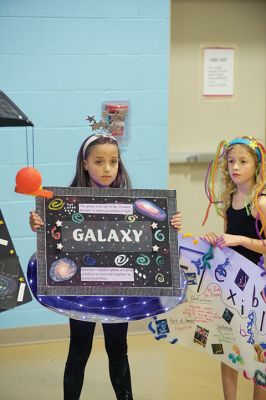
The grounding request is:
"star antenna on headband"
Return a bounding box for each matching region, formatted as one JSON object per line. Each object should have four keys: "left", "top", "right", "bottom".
{"left": 86, "top": 115, "right": 109, "bottom": 133}
{"left": 86, "top": 115, "right": 96, "bottom": 124}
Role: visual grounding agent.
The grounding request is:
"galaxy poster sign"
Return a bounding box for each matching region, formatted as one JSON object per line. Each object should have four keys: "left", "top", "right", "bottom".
{"left": 36, "top": 187, "right": 180, "bottom": 297}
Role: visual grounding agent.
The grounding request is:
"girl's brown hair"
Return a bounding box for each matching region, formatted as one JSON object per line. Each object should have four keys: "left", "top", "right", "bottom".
{"left": 70, "top": 135, "right": 131, "bottom": 189}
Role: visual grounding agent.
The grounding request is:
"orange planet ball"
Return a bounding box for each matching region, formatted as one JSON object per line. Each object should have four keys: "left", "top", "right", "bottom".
{"left": 15, "top": 167, "right": 42, "bottom": 193}
{"left": 15, "top": 167, "right": 53, "bottom": 198}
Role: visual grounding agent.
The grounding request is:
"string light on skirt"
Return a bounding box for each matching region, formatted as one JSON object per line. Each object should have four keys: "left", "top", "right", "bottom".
{"left": 27, "top": 253, "right": 188, "bottom": 323}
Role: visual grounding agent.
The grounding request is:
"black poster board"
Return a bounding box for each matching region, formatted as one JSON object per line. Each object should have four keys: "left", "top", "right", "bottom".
{"left": 0, "top": 209, "right": 32, "bottom": 311}
{"left": 36, "top": 187, "right": 180, "bottom": 297}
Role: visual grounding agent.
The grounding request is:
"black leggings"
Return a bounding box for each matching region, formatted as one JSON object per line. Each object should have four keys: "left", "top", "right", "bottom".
{"left": 64, "top": 319, "right": 133, "bottom": 400}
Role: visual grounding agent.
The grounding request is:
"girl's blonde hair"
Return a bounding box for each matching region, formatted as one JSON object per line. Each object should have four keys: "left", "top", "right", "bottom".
{"left": 203, "top": 136, "right": 266, "bottom": 235}
{"left": 220, "top": 136, "right": 265, "bottom": 215}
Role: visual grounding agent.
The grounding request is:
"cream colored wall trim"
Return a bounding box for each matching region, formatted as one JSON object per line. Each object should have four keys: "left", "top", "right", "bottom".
{"left": 169, "top": 152, "right": 214, "bottom": 163}
{"left": 0, "top": 320, "right": 149, "bottom": 346}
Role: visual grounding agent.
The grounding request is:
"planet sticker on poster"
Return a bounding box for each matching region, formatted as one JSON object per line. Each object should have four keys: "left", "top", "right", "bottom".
{"left": 134, "top": 199, "right": 166, "bottom": 221}
{"left": 49, "top": 258, "right": 77, "bottom": 282}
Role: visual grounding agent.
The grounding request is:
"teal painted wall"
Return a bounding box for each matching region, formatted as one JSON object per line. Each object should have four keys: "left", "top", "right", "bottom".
{"left": 0, "top": 0, "right": 170, "bottom": 328}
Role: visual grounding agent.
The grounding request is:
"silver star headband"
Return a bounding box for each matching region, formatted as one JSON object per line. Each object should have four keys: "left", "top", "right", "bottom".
{"left": 83, "top": 116, "right": 117, "bottom": 159}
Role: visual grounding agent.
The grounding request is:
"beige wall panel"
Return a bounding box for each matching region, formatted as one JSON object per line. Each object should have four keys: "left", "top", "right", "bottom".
{"left": 169, "top": 0, "right": 266, "bottom": 235}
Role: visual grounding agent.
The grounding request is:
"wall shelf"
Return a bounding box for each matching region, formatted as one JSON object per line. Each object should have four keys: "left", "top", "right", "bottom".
{"left": 169, "top": 152, "right": 214, "bottom": 164}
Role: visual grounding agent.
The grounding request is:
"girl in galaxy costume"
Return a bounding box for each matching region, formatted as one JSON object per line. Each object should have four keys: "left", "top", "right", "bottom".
{"left": 29, "top": 129, "right": 183, "bottom": 400}
{"left": 202, "top": 136, "right": 266, "bottom": 400}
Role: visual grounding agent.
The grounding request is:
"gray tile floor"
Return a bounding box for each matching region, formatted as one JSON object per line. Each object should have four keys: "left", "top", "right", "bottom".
{"left": 0, "top": 333, "right": 254, "bottom": 400}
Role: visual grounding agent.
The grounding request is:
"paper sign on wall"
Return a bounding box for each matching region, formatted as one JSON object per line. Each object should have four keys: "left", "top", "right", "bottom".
{"left": 203, "top": 48, "right": 234, "bottom": 96}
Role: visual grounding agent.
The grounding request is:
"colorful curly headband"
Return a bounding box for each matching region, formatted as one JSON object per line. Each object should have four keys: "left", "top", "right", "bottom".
{"left": 202, "top": 137, "right": 266, "bottom": 240}
{"left": 228, "top": 137, "right": 262, "bottom": 163}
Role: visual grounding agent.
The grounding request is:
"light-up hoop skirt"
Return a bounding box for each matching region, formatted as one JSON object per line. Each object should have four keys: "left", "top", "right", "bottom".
{"left": 27, "top": 254, "right": 187, "bottom": 323}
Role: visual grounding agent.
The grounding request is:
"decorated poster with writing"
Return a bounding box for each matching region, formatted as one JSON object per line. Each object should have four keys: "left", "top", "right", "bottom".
{"left": 0, "top": 209, "right": 32, "bottom": 311}
{"left": 148, "top": 233, "right": 266, "bottom": 389}
{"left": 36, "top": 187, "right": 181, "bottom": 297}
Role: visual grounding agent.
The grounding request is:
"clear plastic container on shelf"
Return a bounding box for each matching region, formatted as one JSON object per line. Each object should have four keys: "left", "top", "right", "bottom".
{"left": 102, "top": 101, "right": 130, "bottom": 149}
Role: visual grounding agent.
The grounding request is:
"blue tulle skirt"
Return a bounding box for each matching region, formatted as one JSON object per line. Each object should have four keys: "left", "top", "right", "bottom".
{"left": 27, "top": 253, "right": 187, "bottom": 323}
